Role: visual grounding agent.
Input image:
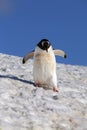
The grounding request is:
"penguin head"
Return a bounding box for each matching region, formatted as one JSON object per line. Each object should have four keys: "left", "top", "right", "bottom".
{"left": 37, "top": 39, "right": 51, "bottom": 52}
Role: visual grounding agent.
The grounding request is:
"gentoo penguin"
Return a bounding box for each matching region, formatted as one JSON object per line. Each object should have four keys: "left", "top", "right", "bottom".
{"left": 22, "top": 39, "right": 66, "bottom": 92}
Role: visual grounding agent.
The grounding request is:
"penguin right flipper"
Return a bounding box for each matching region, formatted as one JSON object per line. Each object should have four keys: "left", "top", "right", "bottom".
{"left": 22, "top": 51, "right": 34, "bottom": 64}
{"left": 54, "top": 49, "right": 67, "bottom": 58}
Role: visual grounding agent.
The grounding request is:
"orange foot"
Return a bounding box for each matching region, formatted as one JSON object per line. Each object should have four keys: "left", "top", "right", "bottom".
{"left": 34, "top": 83, "right": 42, "bottom": 87}
{"left": 53, "top": 87, "right": 59, "bottom": 92}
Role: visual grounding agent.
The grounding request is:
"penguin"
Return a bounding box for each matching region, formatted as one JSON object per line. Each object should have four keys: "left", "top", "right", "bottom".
{"left": 22, "top": 39, "right": 67, "bottom": 92}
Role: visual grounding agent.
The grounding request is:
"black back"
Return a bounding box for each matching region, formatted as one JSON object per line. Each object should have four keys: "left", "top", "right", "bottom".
{"left": 37, "top": 39, "right": 51, "bottom": 52}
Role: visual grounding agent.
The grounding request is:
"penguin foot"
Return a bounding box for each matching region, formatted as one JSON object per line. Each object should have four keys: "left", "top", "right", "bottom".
{"left": 35, "top": 83, "right": 42, "bottom": 87}
{"left": 53, "top": 87, "right": 59, "bottom": 92}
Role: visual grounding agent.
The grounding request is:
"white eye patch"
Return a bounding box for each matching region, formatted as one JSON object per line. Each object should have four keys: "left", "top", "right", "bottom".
{"left": 41, "top": 41, "right": 45, "bottom": 46}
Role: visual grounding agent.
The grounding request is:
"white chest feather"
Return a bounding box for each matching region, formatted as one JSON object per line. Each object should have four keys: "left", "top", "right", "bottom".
{"left": 33, "top": 46, "right": 57, "bottom": 87}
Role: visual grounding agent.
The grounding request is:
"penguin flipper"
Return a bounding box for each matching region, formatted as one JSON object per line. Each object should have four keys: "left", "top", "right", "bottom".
{"left": 54, "top": 49, "right": 67, "bottom": 58}
{"left": 22, "top": 51, "right": 34, "bottom": 64}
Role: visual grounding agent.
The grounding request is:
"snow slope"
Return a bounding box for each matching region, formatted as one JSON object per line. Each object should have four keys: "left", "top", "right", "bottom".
{"left": 0, "top": 53, "right": 87, "bottom": 130}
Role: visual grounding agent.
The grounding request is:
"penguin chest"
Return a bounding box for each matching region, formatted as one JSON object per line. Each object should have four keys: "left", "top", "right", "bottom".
{"left": 33, "top": 53, "right": 56, "bottom": 83}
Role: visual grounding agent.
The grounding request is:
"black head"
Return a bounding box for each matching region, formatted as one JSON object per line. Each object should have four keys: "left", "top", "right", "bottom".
{"left": 37, "top": 39, "right": 51, "bottom": 52}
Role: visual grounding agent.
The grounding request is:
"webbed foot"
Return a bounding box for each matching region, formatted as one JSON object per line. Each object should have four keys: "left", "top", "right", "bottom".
{"left": 53, "top": 87, "right": 59, "bottom": 92}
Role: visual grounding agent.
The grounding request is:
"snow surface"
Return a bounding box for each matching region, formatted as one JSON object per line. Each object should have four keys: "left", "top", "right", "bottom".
{"left": 0, "top": 53, "right": 87, "bottom": 130}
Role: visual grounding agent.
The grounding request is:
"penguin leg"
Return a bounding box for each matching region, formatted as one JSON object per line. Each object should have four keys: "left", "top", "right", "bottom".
{"left": 35, "top": 82, "right": 48, "bottom": 88}
{"left": 34, "top": 82, "right": 42, "bottom": 87}
{"left": 53, "top": 87, "right": 59, "bottom": 92}
{"left": 35, "top": 83, "right": 59, "bottom": 92}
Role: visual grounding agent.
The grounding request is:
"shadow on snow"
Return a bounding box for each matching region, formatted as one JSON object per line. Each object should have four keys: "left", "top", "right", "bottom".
{"left": 0, "top": 74, "right": 35, "bottom": 86}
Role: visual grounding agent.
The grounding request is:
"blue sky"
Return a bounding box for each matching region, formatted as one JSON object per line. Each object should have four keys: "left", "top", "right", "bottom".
{"left": 0, "top": 0, "right": 87, "bottom": 66}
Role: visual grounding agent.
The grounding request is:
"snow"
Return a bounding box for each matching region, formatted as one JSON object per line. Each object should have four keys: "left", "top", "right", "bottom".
{"left": 0, "top": 53, "right": 87, "bottom": 130}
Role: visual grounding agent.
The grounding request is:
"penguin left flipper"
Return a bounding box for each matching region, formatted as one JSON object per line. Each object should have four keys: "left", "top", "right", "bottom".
{"left": 22, "top": 51, "right": 34, "bottom": 64}
{"left": 54, "top": 49, "right": 67, "bottom": 58}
